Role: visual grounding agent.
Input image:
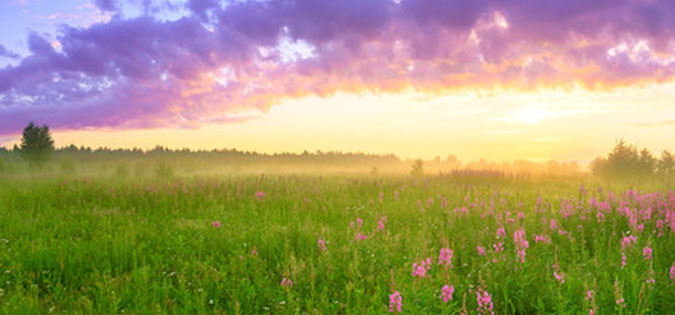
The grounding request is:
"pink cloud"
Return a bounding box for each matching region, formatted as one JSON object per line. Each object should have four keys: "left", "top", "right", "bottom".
{"left": 1, "top": 0, "right": 675, "bottom": 134}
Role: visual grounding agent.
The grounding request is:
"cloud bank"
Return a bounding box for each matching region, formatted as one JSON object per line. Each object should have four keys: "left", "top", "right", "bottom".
{"left": 1, "top": 0, "right": 675, "bottom": 134}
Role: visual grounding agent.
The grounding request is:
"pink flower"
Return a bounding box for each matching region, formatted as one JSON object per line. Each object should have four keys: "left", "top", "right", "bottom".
{"left": 412, "top": 258, "right": 432, "bottom": 278}
{"left": 255, "top": 191, "right": 265, "bottom": 199}
{"left": 669, "top": 263, "right": 675, "bottom": 281}
{"left": 477, "top": 246, "right": 487, "bottom": 256}
{"left": 318, "top": 239, "right": 327, "bottom": 252}
{"left": 534, "top": 234, "right": 551, "bottom": 244}
{"left": 643, "top": 246, "right": 653, "bottom": 260}
{"left": 377, "top": 216, "right": 387, "bottom": 231}
{"left": 585, "top": 290, "right": 593, "bottom": 301}
{"left": 549, "top": 219, "right": 558, "bottom": 230}
{"left": 496, "top": 227, "right": 506, "bottom": 239}
{"left": 280, "top": 277, "right": 293, "bottom": 287}
{"left": 389, "top": 291, "right": 402, "bottom": 313}
{"left": 513, "top": 228, "right": 529, "bottom": 263}
{"left": 355, "top": 233, "right": 367, "bottom": 241}
{"left": 356, "top": 218, "right": 363, "bottom": 227}
{"left": 493, "top": 243, "right": 504, "bottom": 253}
{"left": 440, "top": 285, "right": 454, "bottom": 303}
{"left": 621, "top": 254, "right": 627, "bottom": 268}
{"left": 621, "top": 235, "right": 637, "bottom": 249}
{"left": 211, "top": 221, "right": 221, "bottom": 228}
{"left": 517, "top": 250, "right": 526, "bottom": 263}
{"left": 476, "top": 289, "right": 494, "bottom": 315}
{"left": 438, "top": 248, "right": 453, "bottom": 267}
{"left": 554, "top": 271, "right": 565, "bottom": 284}
{"left": 616, "top": 298, "right": 625, "bottom": 307}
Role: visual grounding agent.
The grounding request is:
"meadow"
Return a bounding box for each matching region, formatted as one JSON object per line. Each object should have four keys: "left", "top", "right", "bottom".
{"left": 0, "top": 173, "right": 673, "bottom": 314}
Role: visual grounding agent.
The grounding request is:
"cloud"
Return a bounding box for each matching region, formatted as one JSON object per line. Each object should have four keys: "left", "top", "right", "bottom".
{"left": 635, "top": 120, "right": 675, "bottom": 127}
{"left": 2, "top": 0, "right": 675, "bottom": 134}
{"left": 0, "top": 45, "right": 20, "bottom": 59}
{"left": 94, "top": 0, "right": 118, "bottom": 12}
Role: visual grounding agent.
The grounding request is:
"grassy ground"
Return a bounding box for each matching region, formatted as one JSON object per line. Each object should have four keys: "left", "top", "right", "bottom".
{"left": 0, "top": 174, "right": 673, "bottom": 314}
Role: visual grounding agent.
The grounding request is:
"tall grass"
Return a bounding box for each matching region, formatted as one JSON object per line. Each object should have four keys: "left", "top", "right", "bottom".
{"left": 0, "top": 175, "right": 673, "bottom": 313}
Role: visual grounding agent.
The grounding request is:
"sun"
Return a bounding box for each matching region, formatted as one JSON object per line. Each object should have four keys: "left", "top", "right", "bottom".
{"left": 510, "top": 106, "right": 550, "bottom": 124}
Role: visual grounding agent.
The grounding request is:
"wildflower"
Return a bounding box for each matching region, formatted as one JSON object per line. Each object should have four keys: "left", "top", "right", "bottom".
{"left": 412, "top": 258, "right": 432, "bottom": 278}
{"left": 496, "top": 227, "right": 506, "bottom": 239}
{"left": 621, "top": 235, "right": 637, "bottom": 249}
{"left": 554, "top": 271, "right": 565, "bottom": 284}
{"left": 549, "top": 219, "right": 558, "bottom": 230}
{"left": 280, "top": 277, "right": 293, "bottom": 288}
{"left": 585, "top": 290, "right": 593, "bottom": 301}
{"left": 318, "top": 239, "right": 327, "bottom": 252}
{"left": 477, "top": 246, "right": 487, "bottom": 256}
{"left": 616, "top": 298, "right": 625, "bottom": 308}
{"left": 438, "top": 248, "right": 453, "bottom": 267}
{"left": 669, "top": 263, "right": 675, "bottom": 281}
{"left": 513, "top": 228, "right": 529, "bottom": 263}
{"left": 646, "top": 278, "right": 655, "bottom": 284}
{"left": 643, "top": 246, "right": 652, "bottom": 260}
{"left": 439, "top": 285, "right": 454, "bottom": 302}
{"left": 356, "top": 218, "right": 363, "bottom": 227}
{"left": 597, "top": 212, "right": 605, "bottom": 223}
{"left": 534, "top": 234, "right": 551, "bottom": 244}
{"left": 636, "top": 223, "right": 644, "bottom": 233}
{"left": 211, "top": 221, "right": 221, "bottom": 228}
{"left": 621, "top": 254, "right": 627, "bottom": 268}
{"left": 255, "top": 191, "right": 265, "bottom": 199}
{"left": 377, "top": 216, "right": 387, "bottom": 231}
{"left": 476, "top": 289, "right": 494, "bottom": 315}
{"left": 355, "top": 233, "right": 367, "bottom": 241}
{"left": 389, "top": 291, "right": 402, "bottom": 313}
{"left": 493, "top": 243, "right": 504, "bottom": 253}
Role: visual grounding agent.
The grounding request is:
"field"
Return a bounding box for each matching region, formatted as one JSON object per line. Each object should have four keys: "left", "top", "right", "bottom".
{"left": 0, "top": 174, "right": 673, "bottom": 314}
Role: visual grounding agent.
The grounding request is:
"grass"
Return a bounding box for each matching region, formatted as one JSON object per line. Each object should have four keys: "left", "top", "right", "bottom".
{"left": 0, "top": 174, "right": 673, "bottom": 314}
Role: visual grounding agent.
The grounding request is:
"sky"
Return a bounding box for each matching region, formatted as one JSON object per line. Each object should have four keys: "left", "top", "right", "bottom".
{"left": 1, "top": 0, "right": 674, "bottom": 162}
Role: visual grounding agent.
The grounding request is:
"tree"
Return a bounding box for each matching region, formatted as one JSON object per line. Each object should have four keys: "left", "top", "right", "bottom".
{"left": 19, "top": 122, "right": 54, "bottom": 167}
{"left": 410, "top": 159, "right": 424, "bottom": 177}
{"left": 657, "top": 150, "right": 674, "bottom": 181}
{"left": 592, "top": 140, "right": 661, "bottom": 183}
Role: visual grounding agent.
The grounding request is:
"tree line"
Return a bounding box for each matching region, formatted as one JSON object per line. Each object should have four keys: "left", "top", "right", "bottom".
{"left": 591, "top": 139, "right": 674, "bottom": 183}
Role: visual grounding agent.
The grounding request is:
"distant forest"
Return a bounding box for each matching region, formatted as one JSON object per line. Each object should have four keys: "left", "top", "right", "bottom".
{"left": 0, "top": 137, "right": 672, "bottom": 181}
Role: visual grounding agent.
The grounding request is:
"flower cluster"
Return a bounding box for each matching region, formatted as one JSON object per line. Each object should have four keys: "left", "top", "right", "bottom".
{"left": 513, "top": 228, "right": 529, "bottom": 263}
{"left": 438, "top": 248, "right": 453, "bottom": 267}
{"left": 476, "top": 289, "right": 494, "bottom": 315}
{"left": 552, "top": 264, "right": 565, "bottom": 284}
{"left": 439, "top": 285, "right": 454, "bottom": 303}
{"left": 280, "top": 277, "right": 293, "bottom": 288}
{"left": 412, "top": 258, "right": 432, "bottom": 278}
{"left": 389, "top": 291, "right": 402, "bottom": 313}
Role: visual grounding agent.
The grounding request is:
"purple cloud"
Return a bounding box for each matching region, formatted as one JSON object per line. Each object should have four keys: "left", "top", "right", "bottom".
{"left": 1, "top": 0, "right": 675, "bottom": 135}
{"left": 94, "top": 0, "right": 118, "bottom": 12}
{"left": 0, "top": 44, "right": 19, "bottom": 59}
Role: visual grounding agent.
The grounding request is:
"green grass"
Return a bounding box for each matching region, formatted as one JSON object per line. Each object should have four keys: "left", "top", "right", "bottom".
{"left": 0, "top": 174, "right": 673, "bottom": 314}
